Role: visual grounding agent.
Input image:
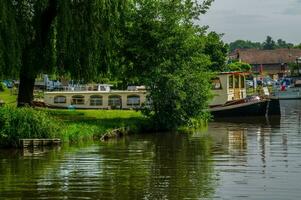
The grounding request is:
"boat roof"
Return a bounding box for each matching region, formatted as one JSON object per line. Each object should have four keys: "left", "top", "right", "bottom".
{"left": 44, "top": 90, "right": 146, "bottom": 94}
{"left": 218, "top": 71, "right": 249, "bottom": 76}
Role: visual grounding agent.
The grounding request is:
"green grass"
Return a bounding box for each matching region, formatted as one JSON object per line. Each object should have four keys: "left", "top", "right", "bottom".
{"left": 0, "top": 106, "right": 148, "bottom": 147}
{"left": 0, "top": 88, "right": 17, "bottom": 106}
{"left": 0, "top": 106, "right": 60, "bottom": 147}
{"left": 45, "top": 109, "right": 148, "bottom": 143}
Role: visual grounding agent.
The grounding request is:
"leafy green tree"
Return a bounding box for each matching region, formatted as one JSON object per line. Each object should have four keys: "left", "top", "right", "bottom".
{"left": 229, "top": 37, "right": 294, "bottom": 52}
{"left": 276, "top": 39, "right": 293, "bottom": 48}
{"left": 204, "top": 32, "right": 228, "bottom": 72}
{"left": 262, "top": 36, "right": 276, "bottom": 50}
{"left": 0, "top": 0, "right": 124, "bottom": 106}
{"left": 118, "top": 0, "right": 215, "bottom": 129}
{"left": 229, "top": 40, "right": 261, "bottom": 52}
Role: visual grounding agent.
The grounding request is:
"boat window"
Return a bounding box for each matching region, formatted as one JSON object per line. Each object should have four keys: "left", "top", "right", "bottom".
{"left": 235, "top": 75, "right": 240, "bottom": 88}
{"left": 90, "top": 95, "right": 103, "bottom": 106}
{"left": 108, "top": 95, "right": 122, "bottom": 107}
{"left": 127, "top": 95, "right": 140, "bottom": 106}
{"left": 71, "top": 95, "right": 85, "bottom": 105}
{"left": 211, "top": 78, "right": 222, "bottom": 90}
{"left": 54, "top": 96, "right": 66, "bottom": 104}
{"left": 229, "top": 75, "right": 234, "bottom": 89}
{"left": 240, "top": 75, "right": 245, "bottom": 88}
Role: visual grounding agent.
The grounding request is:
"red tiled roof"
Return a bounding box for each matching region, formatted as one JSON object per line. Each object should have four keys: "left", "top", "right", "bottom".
{"left": 233, "top": 48, "right": 301, "bottom": 65}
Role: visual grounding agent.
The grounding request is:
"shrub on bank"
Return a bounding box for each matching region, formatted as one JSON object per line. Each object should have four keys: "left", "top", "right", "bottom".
{"left": 0, "top": 106, "right": 60, "bottom": 147}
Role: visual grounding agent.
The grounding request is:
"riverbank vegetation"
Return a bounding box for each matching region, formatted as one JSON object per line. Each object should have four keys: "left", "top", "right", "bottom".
{"left": 0, "top": 106, "right": 147, "bottom": 147}
{"left": 0, "top": 0, "right": 228, "bottom": 136}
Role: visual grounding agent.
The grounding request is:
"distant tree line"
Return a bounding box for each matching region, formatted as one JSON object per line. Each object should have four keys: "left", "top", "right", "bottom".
{"left": 229, "top": 36, "right": 301, "bottom": 52}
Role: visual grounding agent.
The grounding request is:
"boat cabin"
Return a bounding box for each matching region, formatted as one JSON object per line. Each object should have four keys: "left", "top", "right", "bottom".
{"left": 44, "top": 85, "right": 148, "bottom": 109}
{"left": 210, "top": 72, "right": 247, "bottom": 106}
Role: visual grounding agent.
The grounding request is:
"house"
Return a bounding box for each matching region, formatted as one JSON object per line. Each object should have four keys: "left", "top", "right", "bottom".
{"left": 230, "top": 48, "right": 301, "bottom": 77}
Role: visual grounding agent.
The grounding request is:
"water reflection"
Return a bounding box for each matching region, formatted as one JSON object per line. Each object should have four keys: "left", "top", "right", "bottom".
{"left": 207, "top": 100, "right": 301, "bottom": 200}
{"left": 0, "top": 134, "right": 217, "bottom": 199}
{"left": 1, "top": 100, "right": 301, "bottom": 199}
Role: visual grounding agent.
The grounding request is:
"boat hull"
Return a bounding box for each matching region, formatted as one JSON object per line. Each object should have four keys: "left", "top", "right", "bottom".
{"left": 209, "top": 100, "right": 269, "bottom": 118}
{"left": 267, "top": 98, "right": 281, "bottom": 115}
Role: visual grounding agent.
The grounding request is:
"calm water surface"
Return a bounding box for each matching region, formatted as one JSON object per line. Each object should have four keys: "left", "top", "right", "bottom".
{"left": 1, "top": 100, "right": 301, "bottom": 199}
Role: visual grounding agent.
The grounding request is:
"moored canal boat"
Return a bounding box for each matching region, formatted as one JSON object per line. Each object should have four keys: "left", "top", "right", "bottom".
{"left": 44, "top": 85, "right": 147, "bottom": 109}
{"left": 43, "top": 72, "right": 280, "bottom": 117}
{"left": 209, "top": 72, "right": 280, "bottom": 118}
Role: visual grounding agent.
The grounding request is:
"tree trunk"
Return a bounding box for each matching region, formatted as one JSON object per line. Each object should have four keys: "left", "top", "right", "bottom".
{"left": 17, "top": 0, "right": 57, "bottom": 107}
{"left": 17, "top": 68, "right": 35, "bottom": 107}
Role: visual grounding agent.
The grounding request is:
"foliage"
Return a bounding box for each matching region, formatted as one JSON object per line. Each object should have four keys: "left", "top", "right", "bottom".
{"left": 1, "top": 0, "right": 220, "bottom": 130}
{"left": 288, "top": 62, "right": 301, "bottom": 76}
{"left": 48, "top": 109, "right": 148, "bottom": 142}
{"left": 0, "top": 0, "right": 21, "bottom": 78}
{"left": 117, "top": 0, "right": 215, "bottom": 129}
{"left": 0, "top": 0, "right": 126, "bottom": 106}
{"left": 0, "top": 107, "right": 148, "bottom": 147}
{"left": 229, "top": 36, "right": 294, "bottom": 52}
{"left": 204, "top": 32, "right": 229, "bottom": 72}
{"left": 0, "top": 106, "right": 60, "bottom": 147}
{"left": 229, "top": 40, "right": 262, "bottom": 53}
{"left": 262, "top": 36, "right": 276, "bottom": 50}
{"left": 295, "top": 43, "right": 301, "bottom": 49}
{"left": 276, "top": 39, "right": 294, "bottom": 49}
{"left": 227, "top": 61, "right": 251, "bottom": 72}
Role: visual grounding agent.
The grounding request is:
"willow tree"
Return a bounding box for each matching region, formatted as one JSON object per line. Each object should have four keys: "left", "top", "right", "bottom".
{"left": 0, "top": 0, "right": 125, "bottom": 106}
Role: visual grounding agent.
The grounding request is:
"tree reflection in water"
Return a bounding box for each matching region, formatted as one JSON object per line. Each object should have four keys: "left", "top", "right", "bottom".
{"left": 98, "top": 133, "right": 217, "bottom": 200}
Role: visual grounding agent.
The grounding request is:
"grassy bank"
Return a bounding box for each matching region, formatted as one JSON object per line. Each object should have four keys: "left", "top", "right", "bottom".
{"left": 0, "top": 106, "right": 148, "bottom": 147}
{"left": 0, "top": 85, "right": 148, "bottom": 148}
{"left": 47, "top": 109, "right": 148, "bottom": 143}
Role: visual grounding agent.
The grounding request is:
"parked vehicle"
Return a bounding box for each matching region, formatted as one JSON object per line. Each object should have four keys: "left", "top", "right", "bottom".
{"left": 271, "top": 77, "right": 301, "bottom": 99}
{"left": 2, "top": 80, "right": 13, "bottom": 88}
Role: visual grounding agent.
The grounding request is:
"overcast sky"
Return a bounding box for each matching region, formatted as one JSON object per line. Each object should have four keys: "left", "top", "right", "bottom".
{"left": 197, "top": 0, "right": 301, "bottom": 44}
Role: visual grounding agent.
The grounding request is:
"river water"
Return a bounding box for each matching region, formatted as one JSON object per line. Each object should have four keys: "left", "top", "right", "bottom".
{"left": 1, "top": 100, "right": 301, "bottom": 199}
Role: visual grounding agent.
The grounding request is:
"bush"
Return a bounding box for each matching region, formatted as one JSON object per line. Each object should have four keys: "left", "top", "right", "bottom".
{"left": 0, "top": 106, "right": 61, "bottom": 147}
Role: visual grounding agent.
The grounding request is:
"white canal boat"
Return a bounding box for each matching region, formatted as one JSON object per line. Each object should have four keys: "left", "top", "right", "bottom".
{"left": 43, "top": 85, "right": 147, "bottom": 109}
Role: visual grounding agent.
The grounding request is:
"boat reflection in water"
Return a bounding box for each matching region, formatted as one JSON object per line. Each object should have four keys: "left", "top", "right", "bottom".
{"left": 227, "top": 129, "right": 247, "bottom": 156}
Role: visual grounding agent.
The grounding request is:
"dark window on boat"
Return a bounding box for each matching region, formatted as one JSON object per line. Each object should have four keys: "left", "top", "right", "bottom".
{"left": 240, "top": 75, "right": 245, "bottom": 88}
{"left": 127, "top": 95, "right": 140, "bottom": 106}
{"left": 71, "top": 95, "right": 85, "bottom": 105}
{"left": 108, "top": 95, "right": 122, "bottom": 107}
{"left": 229, "top": 75, "right": 234, "bottom": 89}
{"left": 235, "top": 75, "right": 240, "bottom": 88}
{"left": 54, "top": 96, "right": 66, "bottom": 104}
{"left": 90, "top": 95, "right": 102, "bottom": 106}
{"left": 211, "top": 78, "right": 222, "bottom": 90}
